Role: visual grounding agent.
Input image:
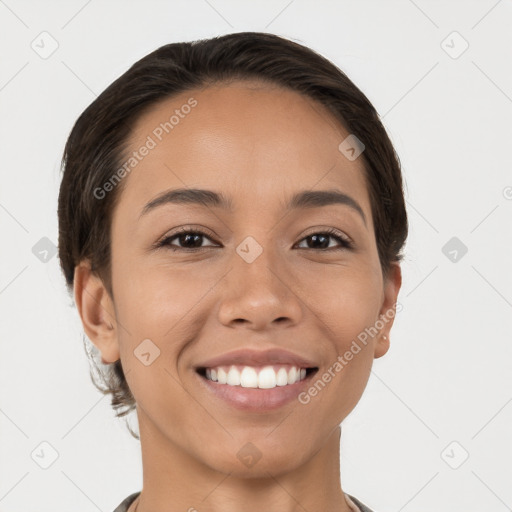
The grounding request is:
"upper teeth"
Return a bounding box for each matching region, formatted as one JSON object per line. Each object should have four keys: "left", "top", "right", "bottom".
{"left": 205, "top": 365, "right": 307, "bottom": 389}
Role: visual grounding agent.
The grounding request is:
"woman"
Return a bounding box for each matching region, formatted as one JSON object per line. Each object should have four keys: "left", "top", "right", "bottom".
{"left": 58, "top": 31, "right": 407, "bottom": 512}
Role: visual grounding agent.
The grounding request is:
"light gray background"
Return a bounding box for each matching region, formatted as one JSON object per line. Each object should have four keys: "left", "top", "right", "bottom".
{"left": 1, "top": 1, "right": 511, "bottom": 511}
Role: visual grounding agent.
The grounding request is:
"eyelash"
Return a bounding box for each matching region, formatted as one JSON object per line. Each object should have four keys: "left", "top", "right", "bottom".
{"left": 154, "top": 226, "right": 354, "bottom": 252}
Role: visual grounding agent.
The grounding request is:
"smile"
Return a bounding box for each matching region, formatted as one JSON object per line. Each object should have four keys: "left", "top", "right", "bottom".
{"left": 195, "top": 365, "right": 319, "bottom": 412}
{"left": 198, "top": 364, "right": 317, "bottom": 389}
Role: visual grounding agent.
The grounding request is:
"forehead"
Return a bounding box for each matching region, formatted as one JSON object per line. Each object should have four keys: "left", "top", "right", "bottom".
{"left": 116, "top": 80, "right": 371, "bottom": 222}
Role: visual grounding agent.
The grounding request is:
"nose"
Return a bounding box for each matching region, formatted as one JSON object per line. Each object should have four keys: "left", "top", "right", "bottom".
{"left": 217, "top": 242, "right": 303, "bottom": 331}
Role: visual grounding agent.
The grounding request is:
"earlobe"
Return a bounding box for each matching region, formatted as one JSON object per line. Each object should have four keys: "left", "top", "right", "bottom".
{"left": 374, "top": 334, "right": 390, "bottom": 359}
{"left": 73, "top": 262, "right": 120, "bottom": 364}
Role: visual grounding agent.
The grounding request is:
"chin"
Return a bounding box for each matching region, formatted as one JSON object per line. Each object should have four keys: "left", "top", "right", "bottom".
{"left": 203, "top": 441, "right": 307, "bottom": 479}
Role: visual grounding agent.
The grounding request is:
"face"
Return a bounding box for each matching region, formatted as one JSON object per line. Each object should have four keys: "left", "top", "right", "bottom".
{"left": 77, "top": 80, "right": 401, "bottom": 477}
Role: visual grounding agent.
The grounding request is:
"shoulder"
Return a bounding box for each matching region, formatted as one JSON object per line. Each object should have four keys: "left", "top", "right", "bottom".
{"left": 113, "top": 491, "right": 141, "bottom": 512}
{"left": 345, "top": 493, "right": 378, "bottom": 512}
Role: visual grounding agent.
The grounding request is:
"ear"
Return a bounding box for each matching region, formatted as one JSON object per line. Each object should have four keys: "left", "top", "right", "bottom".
{"left": 374, "top": 262, "right": 402, "bottom": 359}
{"left": 73, "top": 261, "right": 120, "bottom": 364}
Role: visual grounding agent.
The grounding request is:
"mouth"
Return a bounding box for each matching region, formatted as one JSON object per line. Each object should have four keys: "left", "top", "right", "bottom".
{"left": 195, "top": 365, "right": 319, "bottom": 412}
{"left": 196, "top": 365, "right": 319, "bottom": 388}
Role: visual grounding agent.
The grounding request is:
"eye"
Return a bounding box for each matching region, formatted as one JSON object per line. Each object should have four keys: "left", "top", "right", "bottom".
{"left": 155, "top": 227, "right": 219, "bottom": 251}
{"left": 154, "top": 226, "right": 353, "bottom": 252}
{"left": 295, "top": 228, "right": 353, "bottom": 251}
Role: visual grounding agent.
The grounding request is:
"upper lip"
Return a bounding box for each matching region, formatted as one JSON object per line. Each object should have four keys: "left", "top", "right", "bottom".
{"left": 195, "top": 348, "right": 319, "bottom": 369}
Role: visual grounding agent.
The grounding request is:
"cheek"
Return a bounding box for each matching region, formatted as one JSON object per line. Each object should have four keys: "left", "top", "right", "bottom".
{"left": 302, "top": 268, "right": 380, "bottom": 401}
{"left": 113, "top": 259, "right": 216, "bottom": 388}
{"left": 303, "top": 265, "right": 382, "bottom": 339}
{"left": 113, "top": 263, "right": 203, "bottom": 413}
{"left": 114, "top": 256, "right": 210, "bottom": 329}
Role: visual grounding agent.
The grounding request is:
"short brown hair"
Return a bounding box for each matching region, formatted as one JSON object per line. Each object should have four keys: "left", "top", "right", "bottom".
{"left": 58, "top": 32, "right": 408, "bottom": 436}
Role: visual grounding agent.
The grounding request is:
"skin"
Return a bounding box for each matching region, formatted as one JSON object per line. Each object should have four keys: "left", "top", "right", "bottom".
{"left": 74, "top": 80, "right": 401, "bottom": 512}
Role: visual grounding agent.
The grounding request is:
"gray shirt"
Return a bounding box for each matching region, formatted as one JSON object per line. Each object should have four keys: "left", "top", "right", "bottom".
{"left": 113, "top": 491, "right": 376, "bottom": 512}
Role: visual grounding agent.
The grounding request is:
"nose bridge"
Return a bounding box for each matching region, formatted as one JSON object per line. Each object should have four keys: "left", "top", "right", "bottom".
{"left": 217, "top": 234, "right": 302, "bottom": 329}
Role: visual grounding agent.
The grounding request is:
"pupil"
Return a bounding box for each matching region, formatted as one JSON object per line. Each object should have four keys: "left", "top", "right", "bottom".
{"left": 310, "top": 234, "right": 328, "bottom": 249}
{"left": 182, "top": 234, "right": 202, "bottom": 247}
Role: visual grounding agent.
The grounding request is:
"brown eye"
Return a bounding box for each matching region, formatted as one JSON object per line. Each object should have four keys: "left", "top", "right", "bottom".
{"left": 154, "top": 226, "right": 353, "bottom": 253}
{"left": 156, "top": 228, "right": 219, "bottom": 251}
{"left": 296, "top": 228, "right": 353, "bottom": 251}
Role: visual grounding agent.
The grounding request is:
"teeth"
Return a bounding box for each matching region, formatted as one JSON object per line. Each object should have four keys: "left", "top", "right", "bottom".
{"left": 227, "top": 366, "right": 241, "bottom": 386}
{"left": 217, "top": 367, "right": 227, "bottom": 384}
{"left": 203, "top": 365, "right": 309, "bottom": 389}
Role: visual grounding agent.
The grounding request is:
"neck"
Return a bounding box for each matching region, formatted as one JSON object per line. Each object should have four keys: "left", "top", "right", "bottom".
{"left": 132, "top": 409, "right": 353, "bottom": 512}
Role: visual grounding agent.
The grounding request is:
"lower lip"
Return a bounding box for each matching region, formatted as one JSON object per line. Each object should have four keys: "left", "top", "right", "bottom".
{"left": 195, "top": 369, "right": 318, "bottom": 412}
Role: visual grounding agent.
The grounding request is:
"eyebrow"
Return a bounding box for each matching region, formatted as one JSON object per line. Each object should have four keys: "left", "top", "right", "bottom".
{"left": 138, "top": 187, "right": 367, "bottom": 226}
